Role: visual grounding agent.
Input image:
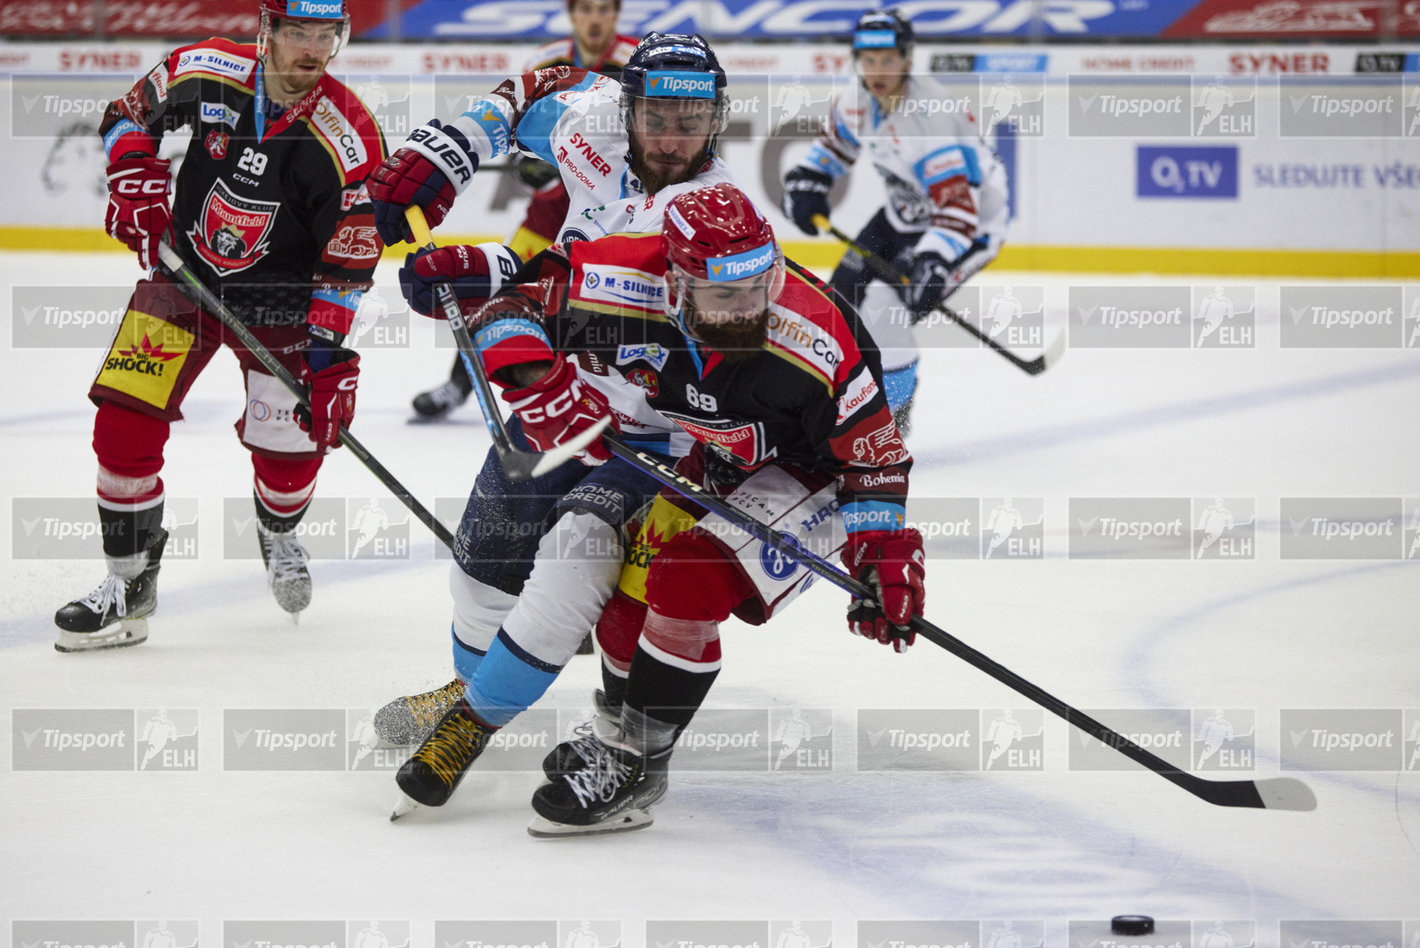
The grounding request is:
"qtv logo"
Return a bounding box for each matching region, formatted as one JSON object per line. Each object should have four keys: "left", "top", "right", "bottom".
{"left": 1137, "top": 146, "right": 1238, "bottom": 199}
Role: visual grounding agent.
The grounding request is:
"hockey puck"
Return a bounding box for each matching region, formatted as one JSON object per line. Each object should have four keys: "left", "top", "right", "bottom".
{"left": 1111, "top": 917, "right": 1155, "bottom": 936}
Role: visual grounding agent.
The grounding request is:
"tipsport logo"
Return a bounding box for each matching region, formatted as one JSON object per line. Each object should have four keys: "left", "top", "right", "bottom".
{"left": 1279, "top": 497, "right": 1404, "bottom": 559}
{"left": 1280, "top": 87, "right": 1405, "bottom": 137}
{"left": 856, "top": 709, "right": 980, "bottom": 772}
{"left": 1191, "top": 708, "right": 1256, "bottom": 772}
{"left": 222, "top": 497, "right": 345, "bottom": 560}
{"left": 1069, "top": 78, "right": 1191, "bottom": 137}
{"left": 1069, "top": 709, "right": 1190, "bottom": 771}
{"left": 1279, "top": 919, "right": 1409, "bottom": 948}
{"left": 11, "top": 285, "right": 129, "bottom": 349}
{"left": 14, "top": 920, "right": 200, "bottom": 948}
{"left": 1067, "top": 918, "right": 1192, "bottom": 948}
{"left": 1280, "top": 285, "right": 1405, "bottom": 348}
{"left": 1280, "top": 709, "right": 1405, "bottom": 771}
{"left": 646, "top": 71, "right": 717, "bottom": 99}
{"left": 225, "top": 920, "right": 346, "bottom": 948}
{"left": 12, "top": 709, "right": 198, "bottom": 772}
{"left": 673, "top": 708, "right": 772, "bottom": 771}
{"left": 1069, "top": 498, "right": 1191, "bottom": 560}
{"left": 435, "top": 919, "right": 557, "bottom": 948}
{"left": 12, "top": 497, "right": 198, "bottom": 561}
{"left": 647, "top": 920, "right": 768, "bottom": 948}
{"left": 858, "top": 919, "right": 1006, "bottom": 948}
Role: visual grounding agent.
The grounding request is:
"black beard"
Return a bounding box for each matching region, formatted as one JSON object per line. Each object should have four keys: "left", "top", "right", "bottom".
{"left": 688, "top": 306, "right": 769, "bottom": 363}
{"left": 626, "top": 129, "right": 708, "bottom": 194}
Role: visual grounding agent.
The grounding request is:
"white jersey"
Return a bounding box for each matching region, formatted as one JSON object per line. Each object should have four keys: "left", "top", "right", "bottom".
{"left": 414, "top": 68, "right": 738, "bottom": 453}
{"left": 799, "top": 73, "right": 1009, "bottom": 263}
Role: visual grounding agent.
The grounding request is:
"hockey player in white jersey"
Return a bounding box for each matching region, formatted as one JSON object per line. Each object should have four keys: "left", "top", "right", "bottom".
{"left": 364, "top": 35, "right": 740, "bottom": 764}
{"left": 782, "top": 8, "right": 1009, "bottom": 431}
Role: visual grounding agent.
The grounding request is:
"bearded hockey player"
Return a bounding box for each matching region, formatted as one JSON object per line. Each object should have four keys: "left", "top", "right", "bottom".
{"left": 782, "top": 8, "right": 1009, "bottom": 432}
{"left": 55, "top": 0, "right": 386, "bottom": 651}
{"left": 367, "top": 33, "right": 744, "bottom": 744}
{"left": 389, "top": 184, "right": 925, "bottom": 836}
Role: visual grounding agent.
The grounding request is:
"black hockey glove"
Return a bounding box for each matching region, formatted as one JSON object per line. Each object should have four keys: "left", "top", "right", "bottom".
{"left": 899, "top": 251, "right": 952, "bottom": 323}
{"left": 782, "top": 167, "right": 832, "bottom": 236}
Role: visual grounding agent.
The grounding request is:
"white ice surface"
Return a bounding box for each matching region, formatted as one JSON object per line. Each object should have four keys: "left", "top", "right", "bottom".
{"left": 1, "top": 250, "right": 1417, "bottom": 934}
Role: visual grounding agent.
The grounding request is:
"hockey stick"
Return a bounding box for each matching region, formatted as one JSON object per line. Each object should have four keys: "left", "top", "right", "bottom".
{"left": 402, "top": 206, "right": 610, "bottom": 481}
{"left": 600, "top": 435, "right": 1317, "bottom": 812}
{"left": 812, "top": 214, "right": 1064, "bottom": 377}
{"left": 156, "top": 242, "right": 456, "bottom": 549}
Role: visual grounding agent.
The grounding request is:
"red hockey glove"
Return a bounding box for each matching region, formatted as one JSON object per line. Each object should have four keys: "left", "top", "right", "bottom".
{"left": 842, "top": 528, "right": 925, "bottom": 653}
{"left": 369, "top": 119, "right": 477, "bottom": 245}
{"left": 398, "top": 242, "right": 520, "bottom": 317}
{"left": 297, "top": 348, "right": 360, "bottom": 452}
{"left": 105, "top": 156, "right": 172, "bottom": 270}
{"left": 503, "top": 353, "right": 615, "bottom": 466}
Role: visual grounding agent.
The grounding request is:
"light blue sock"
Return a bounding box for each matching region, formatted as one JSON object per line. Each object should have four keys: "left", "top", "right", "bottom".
{"left": 465, "top": 628, "right": 562, "bottom": 727}
{"left": 451, "top": 623, "right": 485, "bottom": 683}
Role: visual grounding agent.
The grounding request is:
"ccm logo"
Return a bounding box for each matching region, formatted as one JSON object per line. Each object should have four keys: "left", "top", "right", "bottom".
{"left": 115, "top": 176, "right": 167, "bottom": 196}
{"left": 520, "top": 389, "right": 575, "bottom": 423}
{"left": 337, "top": 376, "right": 358, "bottom": 391}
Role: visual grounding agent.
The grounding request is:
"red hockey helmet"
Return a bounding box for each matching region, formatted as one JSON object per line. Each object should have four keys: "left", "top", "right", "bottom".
{"left": 662, "top": 183, "right": 785, "bottom": 344}
{"left": 258, "top": 0, "right": 349, "bottom": 59}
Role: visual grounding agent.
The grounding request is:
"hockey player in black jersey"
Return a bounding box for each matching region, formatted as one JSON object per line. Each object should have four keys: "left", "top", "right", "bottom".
{"left": 54, "top": 0, "right": 386, "bottom": 652}
{"left": 391, "top": 184, "right": 926, "bottom": 834}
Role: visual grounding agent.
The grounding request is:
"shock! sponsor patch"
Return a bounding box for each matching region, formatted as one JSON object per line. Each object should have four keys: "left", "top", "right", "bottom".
{"left": 95, "top": 310, "right": 193, "bottom": 408}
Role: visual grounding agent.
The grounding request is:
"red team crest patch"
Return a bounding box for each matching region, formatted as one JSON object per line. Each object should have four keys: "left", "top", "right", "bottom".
{"left": 204, "top": 129, "right": 228, "bottom": 159}
{"left": 625, "top": 367, "right": 659, "bottom": 397}
{"left": 188, "top": 179, "right": 280, "bottom": 274}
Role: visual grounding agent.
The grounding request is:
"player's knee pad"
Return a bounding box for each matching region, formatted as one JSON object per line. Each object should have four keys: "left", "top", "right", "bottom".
{"left": 449, "top": 562, "right": 517, "bottom": 675}
{"left": 92, "top": 400, "right": 169, "bottom": 479}
{"left": 252, "top": 455, "right": 320, "bottom": 518}
{"left": 501, "top": 511, "right": 621, "bottom": 667}
{"left": 596, "top": 589, "right": 648, "bottom": 673}
{"left": 645, "top": 529, "right": 754, "bottom": 624}
{"left": 641, "top": 609, "right": 722, "bottom": 665}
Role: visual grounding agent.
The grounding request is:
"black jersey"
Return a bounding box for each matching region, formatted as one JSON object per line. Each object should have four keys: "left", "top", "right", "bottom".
{"left": 477, "top": 232, "right": 913, "bottom": 536}
{"left": 99, "top": 38, "right": 387, "bottom": 333}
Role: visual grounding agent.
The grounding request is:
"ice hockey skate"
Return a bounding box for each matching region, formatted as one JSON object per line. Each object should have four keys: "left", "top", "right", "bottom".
{"left": 410, "top": 378, "right": 469, "bottom": 420}
{"left": 542, "top": 688, "right": 623, "bottom": 779}
{"left": 257, "top": 521, "right": 311, "bottom": 620}
{"left": 373, "top": 678, "right": 465, "bottom": 747}
{"left": 54, "top": 530, "right": 168, "bottom": 653}
{"left": 528, "top": 733, "right": 670, "bottom": 837}
{"left": 390, "top": 698, "right": 494, "bottom": 820}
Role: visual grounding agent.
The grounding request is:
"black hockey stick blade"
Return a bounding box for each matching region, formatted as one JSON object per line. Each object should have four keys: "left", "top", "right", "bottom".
{"left": 157, "top": 242, "right": 456, "bottom": 550}
{"left": 602, "top": 435, "right": 1316, "bottom": 812}
{"left": 403, "top": 206, "right": 604, "bottom": 482}
{"left": 813, "top": 214, "right": 1064, "bottom": 376}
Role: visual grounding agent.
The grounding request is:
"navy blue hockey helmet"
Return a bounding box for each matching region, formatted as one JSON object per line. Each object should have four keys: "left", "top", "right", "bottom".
{"left": 620, "top": 32, "right": 729, "bottom": 147}
{"left": 851, "top": 9, "right": 914, "bottom": 57}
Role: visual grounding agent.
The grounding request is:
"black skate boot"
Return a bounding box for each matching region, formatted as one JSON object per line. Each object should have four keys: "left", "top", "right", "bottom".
{"left": 528, "top": 735, "right": 671, "bottom": 837}
{"left": 257, "top": 521, "right": 311, "bottom": 618}
{"left": 542, "top": 688, "right": 623, "bottom": 779}
{"left": 391, "top": 698, "right": 495, "bottom": 817}
{"left": 55, "top": 529, "right": 168, "bottom": 653}
{"left": 373, "top": 678, "right": 466, "bottom": 747}
{"left": 411, "top": 377, "right": 470, "bottom": 420}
